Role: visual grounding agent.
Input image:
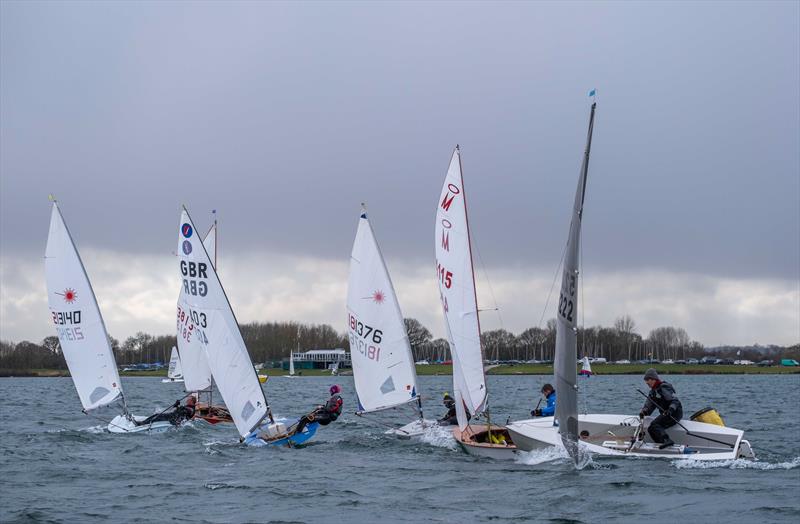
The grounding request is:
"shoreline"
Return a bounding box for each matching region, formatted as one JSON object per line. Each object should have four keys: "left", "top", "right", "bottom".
{"left": 2, "top": 363, "right": 798, "bottom": 378}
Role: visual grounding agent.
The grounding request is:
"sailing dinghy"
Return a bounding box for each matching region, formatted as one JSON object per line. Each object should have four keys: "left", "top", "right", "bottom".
{"left": 435, "top": 148, "right": 517, "bottom": 459}
{"left": 177, "top": 207, "right": 318, "bottom": 446}
{"left": 505, "top": 99, "right": 755, "bottom": 462}
{"left": 175, "top": 219, "right": 233, "bottom": 424}
{"left": 347, "top": 206, "right": 434, "bottom": 438}
{"left": 579, "top": 357, "right": 593, "bottom": 377}
{"left": 45, "top": 201, "right": 172, "bottom": 433}
{"left": 162, "top": 347, "right": 185, "bottom": 383}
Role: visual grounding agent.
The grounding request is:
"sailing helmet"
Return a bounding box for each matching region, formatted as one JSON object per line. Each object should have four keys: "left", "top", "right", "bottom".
{"left": 330, "top": 384, "right": 341, "bottom": 395}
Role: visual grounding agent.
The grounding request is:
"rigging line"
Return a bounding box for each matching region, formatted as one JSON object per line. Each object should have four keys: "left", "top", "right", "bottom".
{"left": 354, "top": 412, "right": 412, "bottom": 434}
{"left": 538, "top": 240, "right": 568, "bottom": 330}
{"left": 472, "top": 238, "right": 504, "bottom": 331}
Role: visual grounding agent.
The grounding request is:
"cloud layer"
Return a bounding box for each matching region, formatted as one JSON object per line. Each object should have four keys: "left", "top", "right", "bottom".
{"left": 3, "top": 250, "right": 797, "bottom": 347}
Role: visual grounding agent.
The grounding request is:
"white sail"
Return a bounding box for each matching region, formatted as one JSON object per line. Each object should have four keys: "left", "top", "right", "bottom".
{"left": 177, "top": 207, "right": 268, "bottom": 438}
{"left": 434, "top": 147, "right": 486, "bottom": 429}
{"left": 555, "top": 101, "right": 597, "bottom": 463}
{"left": 347, "top": 207, "right": 419, "bottom": 413}
{"left": 167, "top": 347, "right": 183, "bottom": 380}
{"left": 580, "top": 356, "right": 592, "bottom": 376}
{"left": 289, "top": 351, "right": 295, "bottom": 376}
{"left": 44, "top": 202, "right": 123, "bottom": 411}
{"left": 175, "top": 224, "right": 217, "bottom": 393}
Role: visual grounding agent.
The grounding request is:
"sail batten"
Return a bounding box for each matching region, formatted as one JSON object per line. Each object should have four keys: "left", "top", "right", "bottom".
{"left": 45, "top": 202, "right": 123, "bottom": 412}
{"left": 555, "top": 102, "right": 597, "bottom": 464}
{"left": 177, "top": 208, "right": 268, "bottom": 438}
{"left": 347, "top": 209, "right": 419, "bottom": 413}
{"left": 435, "top": 149, "right": 487, "bottom": 430}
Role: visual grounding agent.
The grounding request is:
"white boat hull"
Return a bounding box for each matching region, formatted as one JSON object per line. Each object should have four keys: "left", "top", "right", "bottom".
{"left": 161, "top": 378, "right": 184, "bottom": 383}
{"left": 107, "top": 414, "right": 175, "bottom": 434}
{"left": 506, "top": 414, "right": 755, "bottom": 461}
{"left": 384, "top": 418, "right": 439, "bottom": 438}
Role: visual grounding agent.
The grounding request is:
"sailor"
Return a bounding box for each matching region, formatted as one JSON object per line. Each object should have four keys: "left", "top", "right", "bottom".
{"left": 639, "top": 368, "right": 683, "bottom": 449}
{"left": 294, "top": 385, "right": 344, "bottom": 434}
{"left": 438, "top": 393, "right": 457, "bottom": 425}
{"left": 138, "top": 396, "right": 196, "bottom": 426}
{"left": 531, "top": 383, "right": 556, "bottom": 417}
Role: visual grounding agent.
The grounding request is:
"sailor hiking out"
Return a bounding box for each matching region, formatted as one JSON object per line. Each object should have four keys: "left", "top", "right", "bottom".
{"left": 137, "top": 396, "right": 196, "bottom": 427}
{"left": 294, "top": 385, "right": 344, "bottom": 435}
{"left": 639, "top": 368, "right": 683, "bottom": 449}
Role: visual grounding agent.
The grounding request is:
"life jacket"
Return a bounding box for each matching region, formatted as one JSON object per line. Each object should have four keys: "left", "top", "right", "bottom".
{"left": 325, "top": 394, "right": 344, "bottom": 420}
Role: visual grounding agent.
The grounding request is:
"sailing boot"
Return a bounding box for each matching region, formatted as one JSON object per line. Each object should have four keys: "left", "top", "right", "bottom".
{"left": 658, "top": 438, "right": 675, "bottom": 449}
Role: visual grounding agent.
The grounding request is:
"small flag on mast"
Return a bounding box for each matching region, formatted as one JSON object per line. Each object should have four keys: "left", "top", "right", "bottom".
{"left": 588, "top": 89, "right": 597, "bottom": 97}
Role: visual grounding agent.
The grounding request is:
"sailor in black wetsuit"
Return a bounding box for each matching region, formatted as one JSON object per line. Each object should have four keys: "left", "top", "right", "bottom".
{"left": 639, "top": 368, "right": 683, "bottom": 448}
{"left": 138, "top": 396, "right": 196, "bottom": 426}
{"left": 294, "top": 385, "right": 344, "bottom": 434}
{"left": 438, "top": 392, "right": 470, "bottom": 426}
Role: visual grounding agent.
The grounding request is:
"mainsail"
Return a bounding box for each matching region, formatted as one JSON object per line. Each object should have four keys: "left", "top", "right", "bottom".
{"left": 45, "top": 202, "right": 123, "bottom": 411}
{"left": 175, "top": 223, "right": 216, "bottom": 393}
{"left": 177, "top": 207, "right": 268, "bottom": 438}
{"left": 167, "top": 346, "right": 183, "bottom": 380}
{"left": 434, "top": 147, "right": 486, "bottom": 430}
{"left": 347, "top": 206, "right": 419, "bottom": 413}
{"left": 554, "top": 101, "right": 597, "bottom": 464}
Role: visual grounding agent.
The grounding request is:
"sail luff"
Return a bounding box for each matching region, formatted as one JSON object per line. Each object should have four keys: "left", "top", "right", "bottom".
{"left": 45, "top": 202, "right": 123, "bottom": 412}
{"left": 554, "top": 102, "right": 597, "bottom": 464}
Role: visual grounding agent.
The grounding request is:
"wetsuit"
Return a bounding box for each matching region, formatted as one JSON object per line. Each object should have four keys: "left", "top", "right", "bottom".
{"left": 640, "top": 381, "right": 683, "bottom": 444}
{"left": 295, "top": 394, "right": 343, "bottom": 434}
{"left": 139, "top": 402, "right": 195, "bottom": 426}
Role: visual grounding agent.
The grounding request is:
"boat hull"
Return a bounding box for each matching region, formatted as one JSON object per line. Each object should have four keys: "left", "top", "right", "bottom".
{"left": 194, "top": 403, "right": 233, "bottom": 425}
{"left": 161, "top": 378, "right": 185, "bottom": 383}
{"left": 107, "top": 414, "right": 174, "bottom": 434}
{"left": 506, "top": 414, "right": 755, "bottom": 460}
{"left": 243, "top": 418, "right": 319, "bottom": 447}
{"left": 453, "top": 424, "right": 518, "bottom": 460}
{"left": 384, "top": 418, "right": 439, "bottom": 438}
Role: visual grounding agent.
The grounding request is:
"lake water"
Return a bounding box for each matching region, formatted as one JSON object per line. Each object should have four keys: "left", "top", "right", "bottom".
{"left": 1, "top": 374, "right": 798, "bottom": 523}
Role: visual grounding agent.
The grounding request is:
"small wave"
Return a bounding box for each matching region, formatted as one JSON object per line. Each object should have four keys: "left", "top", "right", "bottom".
{"left": 672, "top": 456, "right": 800, "bottom": 470}
{"left": 80, "top": 425, "right": 107, "bottom": 434}
{"left": 418, "top": 424, "right": 457, "bottom": 449}
{"left": 515, "top": 446, "right": 569, "bottom": 465}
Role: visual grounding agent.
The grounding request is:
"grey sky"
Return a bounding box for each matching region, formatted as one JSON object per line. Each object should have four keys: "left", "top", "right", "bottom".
{"left": 1, "top": 1, "right": 798, "bottom": 345}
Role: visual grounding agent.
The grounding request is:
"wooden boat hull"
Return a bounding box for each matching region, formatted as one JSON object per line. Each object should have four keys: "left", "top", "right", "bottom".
{"left": 194, "top": 403, "right": 233, "bottom": 424}
{"left": 453, "top": 424, "right": 518, "bottom": 460}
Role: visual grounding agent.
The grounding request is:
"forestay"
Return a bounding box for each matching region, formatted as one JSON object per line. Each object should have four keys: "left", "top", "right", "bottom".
{"left": 45, "top": 202, "right": 123, "bottom": 411}
{"left": 554, "top": 101, "right": 597, "bottom": 464}
{"left": 434, "top": 147, "right": 486, "bottom": 430}
{"left": 347, "top": 207, "right": 419, "bottom": 412}
{"left": 177, "top": 207, "right": 268, "bottom": 438}
{"left": 175, "top": 224, "right": 216, "bottom": 393}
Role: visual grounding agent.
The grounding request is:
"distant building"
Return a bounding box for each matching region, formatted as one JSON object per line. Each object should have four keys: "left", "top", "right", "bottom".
{"left": 283, "top": 349, "right": 351, "bottom": 371}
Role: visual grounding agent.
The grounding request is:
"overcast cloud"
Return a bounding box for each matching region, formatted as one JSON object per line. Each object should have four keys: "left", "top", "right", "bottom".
{"left": 1, "top": 1, "right": 798, "bottom": 346}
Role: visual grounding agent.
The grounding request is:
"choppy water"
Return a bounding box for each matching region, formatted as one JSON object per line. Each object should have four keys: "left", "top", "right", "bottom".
{"left": 1, "top": 374, "right": 798, "bottom": 523}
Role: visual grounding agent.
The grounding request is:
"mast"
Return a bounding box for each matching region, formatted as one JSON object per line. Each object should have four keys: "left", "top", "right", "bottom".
{"left": 554, "top": 99, "right": 597, "bottom": 465}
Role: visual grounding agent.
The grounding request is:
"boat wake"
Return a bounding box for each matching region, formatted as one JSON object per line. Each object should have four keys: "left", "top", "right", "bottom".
{"left": 418, "top": 424, "right": 457, "bottom": 450}
{"left": 515, "top": 446, "right": 570, "bottom": 466}
{"left": 672, "top": 456, "right": 800, "bottom": 470}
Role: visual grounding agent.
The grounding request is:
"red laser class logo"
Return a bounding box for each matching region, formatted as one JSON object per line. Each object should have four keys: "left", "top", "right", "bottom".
{"left": 57, "top": 288, "right": 77, "bottom": 304}
{"left": 371, "top": 290, "right": 385, "bottom": 304}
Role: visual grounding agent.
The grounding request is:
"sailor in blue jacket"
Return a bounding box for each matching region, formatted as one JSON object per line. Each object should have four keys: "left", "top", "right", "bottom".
{"left": 531, "top": 383, "right": 556, "bottom": 417}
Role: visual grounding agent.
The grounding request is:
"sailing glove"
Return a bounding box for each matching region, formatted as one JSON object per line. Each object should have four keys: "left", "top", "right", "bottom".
{"left": 532, "top": 409, "right": 542, "bottom": 417}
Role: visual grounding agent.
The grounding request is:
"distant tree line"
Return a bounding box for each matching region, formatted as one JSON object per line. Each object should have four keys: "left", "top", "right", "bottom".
{"left": 2, "top": 314, "right": 798, "bottom": 371}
